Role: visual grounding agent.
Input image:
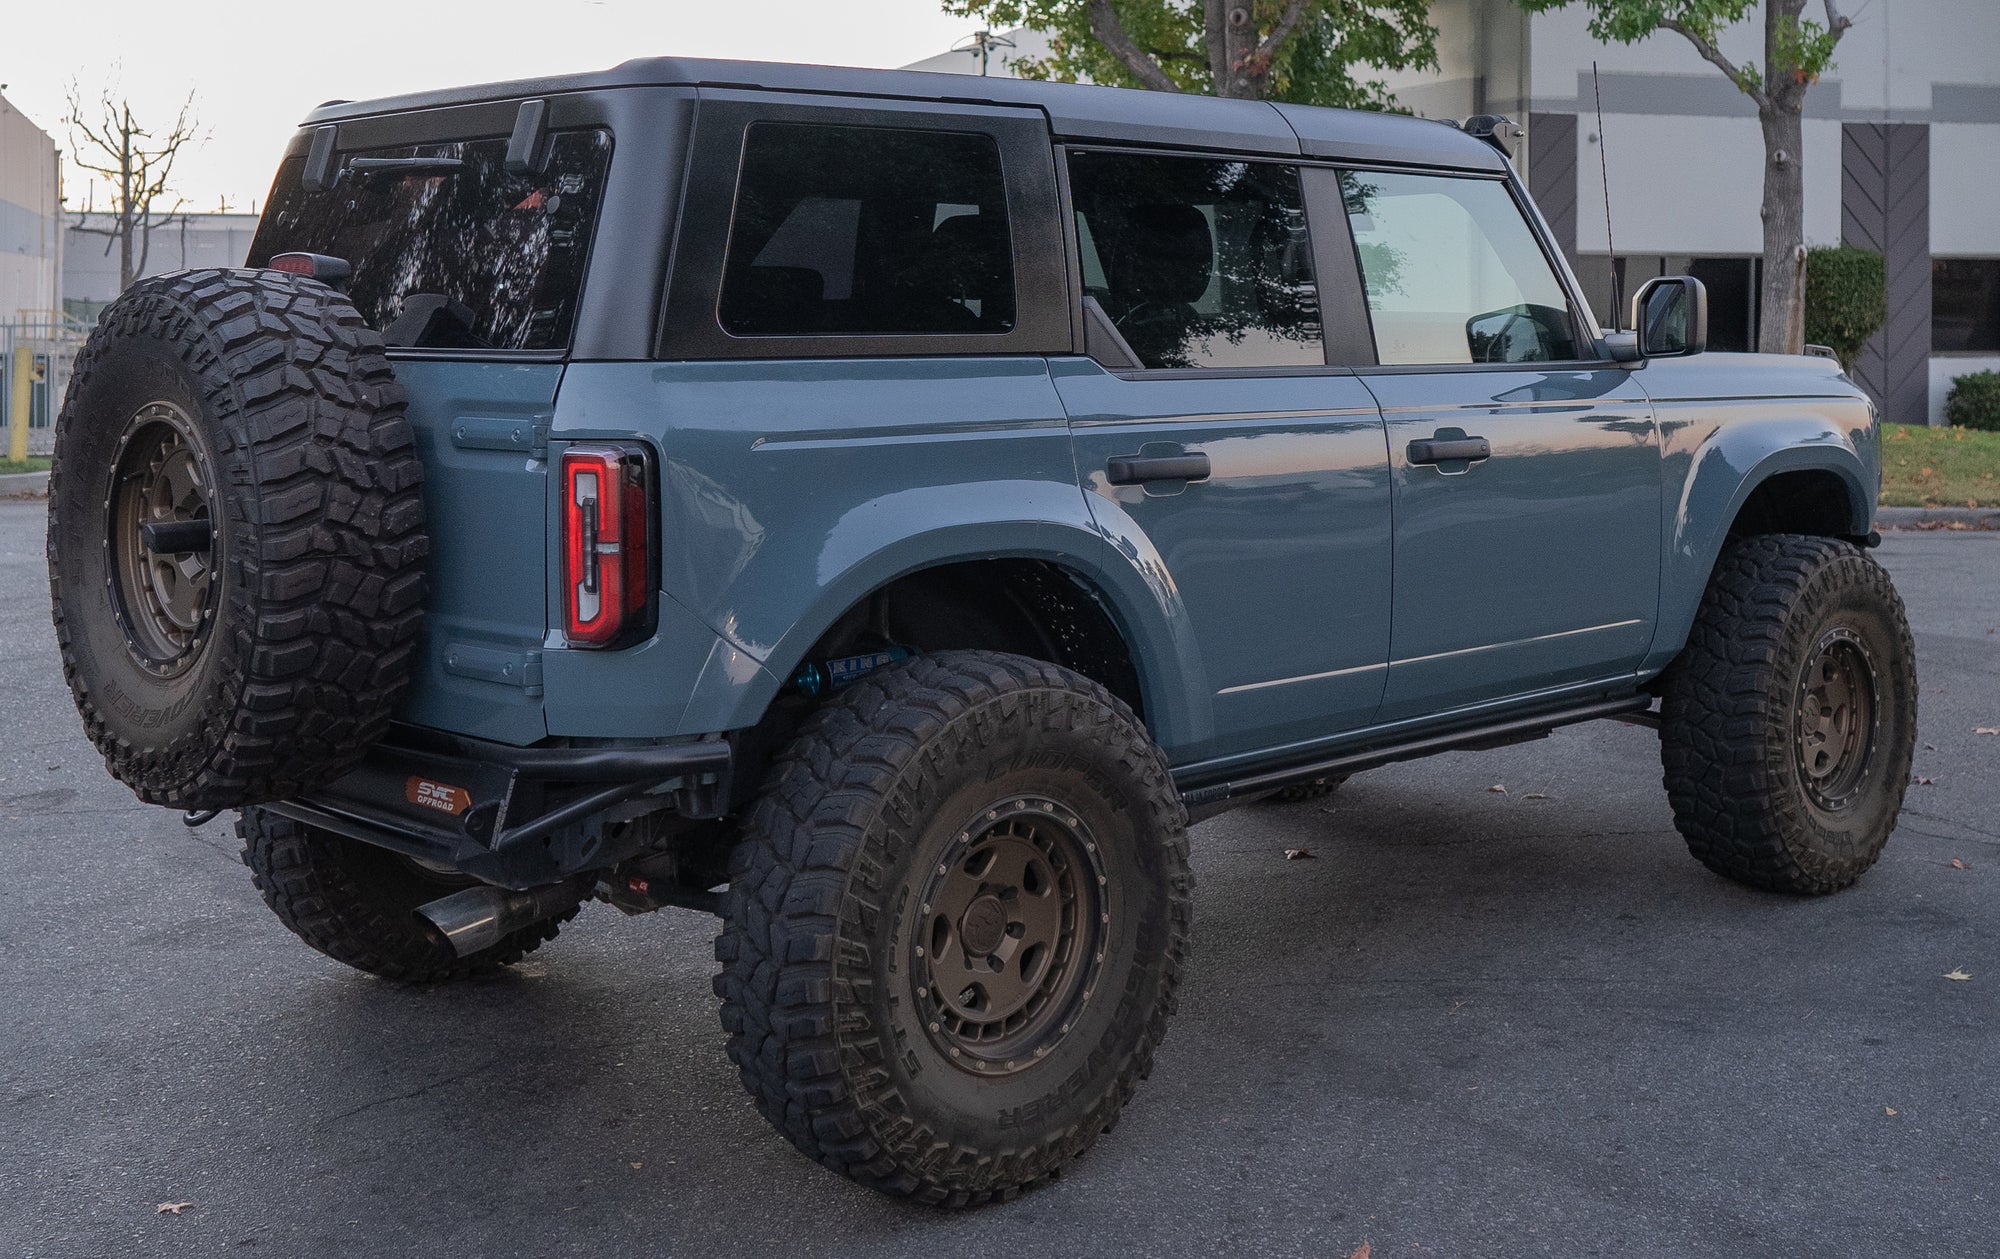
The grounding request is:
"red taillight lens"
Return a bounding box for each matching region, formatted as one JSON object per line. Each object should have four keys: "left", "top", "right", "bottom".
{"left": 267, "top": 252, "right": 353, "bottom": 286}
{"left": 561, "top": 443, "right": 654, "bottom": 648}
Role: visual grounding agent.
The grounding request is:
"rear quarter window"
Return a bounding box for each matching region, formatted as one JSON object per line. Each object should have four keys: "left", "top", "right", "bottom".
{"left": 249, "top": 129, "right": 612, "bottom": 351}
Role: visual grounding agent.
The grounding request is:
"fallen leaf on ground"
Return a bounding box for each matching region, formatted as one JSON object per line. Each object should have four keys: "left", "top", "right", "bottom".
{"left": 1487, "top": 784, "right": 1507, "bottom": 794}
{"left": 155, "top": 1203, "right": 194, "bottom": 1216}
{"left": 1885, "top": 1107, "right": 1898, "bottom": 1116}
{"left": 1975, "top": 727, "right": 2000, "bottom": 735}
{"left": 1522, "top": 792, "right": 1552, "bottom": 800}
{"left": 1283, "top": 848, "right": 1316, "bottom": 861}
{"left": 629, "top": 1162, "right": 643, "bottom": 1169}
{"left": 1916, "top": 776, "right": 1940, "bottom": 786}
{"left": 1951, "top": 858, "right": 1969, "bottom": 870}
{"left": 1347, "top": 1244, "right": 1372, "bottom": 1259}
{"left": 1944, "top": 969, "right": 1973, "bottom": 981}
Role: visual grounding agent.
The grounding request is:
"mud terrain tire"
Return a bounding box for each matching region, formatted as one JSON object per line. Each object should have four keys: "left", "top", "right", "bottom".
{"left": 1660, "top": 533, "right": 1917, "bottom": 894}
{"left": 48, "top": 269, "right": 427, "bottom": 809}
{"left": 238, "top": 808, "right": 571, "bottom": 981}
{"left": 714, "top": 651, "right": 1192, "bottom": 1206}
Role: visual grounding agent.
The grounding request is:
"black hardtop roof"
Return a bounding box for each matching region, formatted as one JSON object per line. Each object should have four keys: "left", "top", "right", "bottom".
{"left": 301, "top": 56, "right": 1507, "bottom": 172}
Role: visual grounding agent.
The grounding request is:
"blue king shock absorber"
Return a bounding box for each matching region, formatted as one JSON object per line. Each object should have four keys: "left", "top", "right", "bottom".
{"left": 791, "top": 646, "right": 915, "bottom": 697}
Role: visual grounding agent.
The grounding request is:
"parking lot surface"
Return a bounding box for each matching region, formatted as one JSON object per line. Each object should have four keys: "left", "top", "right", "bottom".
{"left": 3, "top": 497, "right": 1995, "bottom": 1258}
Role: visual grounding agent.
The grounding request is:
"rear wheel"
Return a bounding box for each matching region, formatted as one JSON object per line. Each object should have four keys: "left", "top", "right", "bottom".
{"left": 713, "top": 651, "right": 1192, "bottom": 1205}
{"left": 1660, "top": 534, "right": 1917, "bottom": 894}
{"left": 238, "top": 807, "right": 572, "bottom": 981}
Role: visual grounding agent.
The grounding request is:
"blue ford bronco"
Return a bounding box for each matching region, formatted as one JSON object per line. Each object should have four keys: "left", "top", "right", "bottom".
{"left": 48, "top": 58, "right": 1916, "bottom": 1205}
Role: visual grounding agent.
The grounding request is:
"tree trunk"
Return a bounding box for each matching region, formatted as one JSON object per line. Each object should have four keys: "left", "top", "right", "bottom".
{"left": 1213, "top": 2, "right": 1258, "bottom": 98}
{"left": 1756, "top": 104, "right": 1807, "bottom": 355}
{"left": 118, "top": 119, "right": 135, "bottom": 293}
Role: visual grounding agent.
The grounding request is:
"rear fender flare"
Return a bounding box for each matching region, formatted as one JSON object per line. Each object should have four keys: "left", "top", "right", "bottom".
{"left": 678, "top": 484, "right": 1213, "bottom": 756}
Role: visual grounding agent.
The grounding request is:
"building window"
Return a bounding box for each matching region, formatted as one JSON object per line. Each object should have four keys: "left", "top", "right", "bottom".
{"left": 718, "top": 123, "right": 1015, "bottom": 337}
{"left": 1574, "top": 255, "right": 1761, "bottom": 352}
{"left": 1933, "top": 259, "right": 2000, "bottom": 354}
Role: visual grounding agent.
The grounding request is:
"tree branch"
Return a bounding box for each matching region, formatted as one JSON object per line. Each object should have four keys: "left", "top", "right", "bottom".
{"left": 1822, "top": 0, "right": 1853, "bottom": 37}
{"left": 1662, "top": 16, "right": 1769, "bottom": 110}
{"left": 1254, "top": 0, "right": 1315, "bottom": 61}
{"left": 1087, "top": 0, "right": 1182, "bottom": 92}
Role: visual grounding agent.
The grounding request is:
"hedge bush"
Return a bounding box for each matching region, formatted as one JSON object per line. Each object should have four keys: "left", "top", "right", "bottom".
{"left": 1803, "top": 245, "right": 1886, "bottom": 370}
{"left": 1946, "top": 370, "right": 2000, "bottom": 431}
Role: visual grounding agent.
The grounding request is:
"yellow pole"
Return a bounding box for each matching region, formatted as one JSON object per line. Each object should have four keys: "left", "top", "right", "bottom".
{"left": 7, "top": 345, "right": 32, "bottom": 464}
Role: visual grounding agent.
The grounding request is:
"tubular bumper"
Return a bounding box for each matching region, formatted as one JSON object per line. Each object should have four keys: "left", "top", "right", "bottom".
{"left": 261, "top": 724, "right": 731, "bottom": 889}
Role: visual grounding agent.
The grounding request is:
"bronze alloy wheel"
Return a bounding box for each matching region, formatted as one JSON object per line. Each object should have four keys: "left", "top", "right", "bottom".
{"left": 1793, "top": 626, "right": 1880, "bottom": 812}
{"left": 105, "top": 401, "right": 219, "bottom": 678}
{"left": 912, "top": 796, "right": 1109, "bottom": 1076}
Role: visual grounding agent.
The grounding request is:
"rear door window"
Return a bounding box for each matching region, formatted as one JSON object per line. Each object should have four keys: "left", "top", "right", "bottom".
{"left": 1068, "top": 151, "right": 1323, "bottom": 370}
{"left": 249, "top": 129, "right": 612, "bottom": 351}
{"left": 717, "top": 122, "right": 1015, "bottom": 337}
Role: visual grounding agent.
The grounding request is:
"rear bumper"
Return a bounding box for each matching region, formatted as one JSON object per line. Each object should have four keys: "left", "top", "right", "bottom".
{"left": 263, "top": 724, "right": 731, "bottom": 889}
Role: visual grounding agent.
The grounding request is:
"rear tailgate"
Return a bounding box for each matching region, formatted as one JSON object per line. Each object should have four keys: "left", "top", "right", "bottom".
{"left": 393, "top": 362, "right": 556, "bottom": 744}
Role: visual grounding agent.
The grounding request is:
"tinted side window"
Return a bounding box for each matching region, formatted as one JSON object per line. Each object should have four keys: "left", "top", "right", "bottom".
{"left": 1068, "top": 152, "right": 1322, "bottom": 370}
{"left": 1339, "top": 171, "right": 1580, "bottom": 366}
{"left": 251, "top": 130, "right": 611, "bottom": 351}
{"left": 717, "top": 123, "right": 1015, "bottom": 337}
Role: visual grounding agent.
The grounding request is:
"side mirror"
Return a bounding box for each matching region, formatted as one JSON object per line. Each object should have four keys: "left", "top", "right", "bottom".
{"left": 1632, "top": 275, "right": 1707, "bottom": 358}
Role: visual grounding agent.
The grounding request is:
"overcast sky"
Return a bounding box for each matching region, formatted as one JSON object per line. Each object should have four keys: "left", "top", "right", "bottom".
{"left": 4, "top": 0, "right": 994, "bottom": 214}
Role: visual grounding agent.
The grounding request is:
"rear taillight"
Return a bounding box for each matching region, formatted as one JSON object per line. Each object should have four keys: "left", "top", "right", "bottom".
{"left": 561, "top": 442, "right": 654, "bottom": 648}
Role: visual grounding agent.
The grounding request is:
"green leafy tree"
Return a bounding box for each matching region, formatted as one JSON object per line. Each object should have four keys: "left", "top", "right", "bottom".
{"left": 941, "top": 1, "right": 1438, "bottom": 108}
{"left": 1511, "top": 0, "right": 1853, "bottom": 354}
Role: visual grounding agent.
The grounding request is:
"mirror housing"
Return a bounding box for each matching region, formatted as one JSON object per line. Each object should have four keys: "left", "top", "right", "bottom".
{"left": 1632, "top": 275, "right": 1707, "bottom": 358}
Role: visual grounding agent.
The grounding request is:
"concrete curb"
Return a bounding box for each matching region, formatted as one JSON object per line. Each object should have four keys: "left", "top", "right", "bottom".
{"left": 1878, "top": 505, "right": 2000, "bottom": 530}
{"left": 0, "top": 470, "right": 49, "bottom": 497}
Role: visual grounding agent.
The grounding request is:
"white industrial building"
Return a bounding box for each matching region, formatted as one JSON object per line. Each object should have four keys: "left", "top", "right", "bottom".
{"left": 0, "top": 90, "right": 61, "bottom": 322}
{"left": 911, "top": 3, "right": 2000, "bottom": 424}
{"left": 63, "top": 211, "right": 260, "bottom": 323}
{"left": 0, "top": 90, "right": 63, "bottom": 452}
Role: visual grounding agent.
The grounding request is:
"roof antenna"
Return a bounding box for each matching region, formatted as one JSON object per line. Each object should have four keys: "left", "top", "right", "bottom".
{"left": 1591, "top": 60, "right": 1622, "bottom": 329}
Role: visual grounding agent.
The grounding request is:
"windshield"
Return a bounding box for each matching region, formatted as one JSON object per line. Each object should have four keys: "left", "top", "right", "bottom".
{"left": 249, "top": 129, "right": 612, "bottom": 351}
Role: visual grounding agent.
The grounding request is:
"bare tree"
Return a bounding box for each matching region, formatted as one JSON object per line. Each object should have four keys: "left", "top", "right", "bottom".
{"left": 67, "top": 85, "right": 204, "bottom": 293}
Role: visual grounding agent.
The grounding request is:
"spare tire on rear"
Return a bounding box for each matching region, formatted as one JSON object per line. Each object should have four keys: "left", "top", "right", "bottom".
{"left": 48, "top": 268, "right": 428, "bottom": 810}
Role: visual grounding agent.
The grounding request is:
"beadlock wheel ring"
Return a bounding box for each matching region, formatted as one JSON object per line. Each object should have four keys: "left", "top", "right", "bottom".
{"left": 1793, "top": 625, "right": 1880, "bottom": 812}
{"left": 104, "top": 401, "right": 220, "bottom": 678}
{"left": 910, "top": 796, "right": 1110, "bottom": 1077}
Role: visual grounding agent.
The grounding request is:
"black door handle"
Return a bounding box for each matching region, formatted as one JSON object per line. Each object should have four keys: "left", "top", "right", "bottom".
{"left": 1106, "top": 452, "right": 1212, "bottom": 485}
{"left": 1407, "top": 437, "right": 1491, "bottom": 465}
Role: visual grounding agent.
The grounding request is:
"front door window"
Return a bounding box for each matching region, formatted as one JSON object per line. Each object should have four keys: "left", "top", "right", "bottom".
{"left": 1339, "top": 170, "right": 1580, "bottom": 366}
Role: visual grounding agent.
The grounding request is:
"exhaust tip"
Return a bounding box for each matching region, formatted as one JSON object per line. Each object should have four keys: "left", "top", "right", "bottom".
{"left": 415, "top": 879, "right": 588, "bottom": 957}
{"left": 415, "top": 886, "right": 514, "bottom": 957}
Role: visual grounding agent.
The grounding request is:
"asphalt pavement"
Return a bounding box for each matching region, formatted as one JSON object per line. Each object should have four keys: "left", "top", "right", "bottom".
{"left": 2, "top": 496, "right": 1995, "bottom": 1258}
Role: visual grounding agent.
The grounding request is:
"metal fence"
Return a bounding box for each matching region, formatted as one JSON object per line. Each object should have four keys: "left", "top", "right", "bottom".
{"left": 2, "top": 315, "right": 90, "bottom": 458}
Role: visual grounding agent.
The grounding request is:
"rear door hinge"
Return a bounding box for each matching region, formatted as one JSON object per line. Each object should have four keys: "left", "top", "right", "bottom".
{"left": 443, "top": 643, "right": 545, "bottom": 696}
{"left": 450, "top": 414, "right": 550, "bottom": 460}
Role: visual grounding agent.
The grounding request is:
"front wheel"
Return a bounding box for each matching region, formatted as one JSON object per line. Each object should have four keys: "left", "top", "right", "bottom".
{"left": 1660, "top": 534, "right": 1917, "bottom": 894}
{"left": 713, "top": 651, "right": 1192, "bottom": 1206}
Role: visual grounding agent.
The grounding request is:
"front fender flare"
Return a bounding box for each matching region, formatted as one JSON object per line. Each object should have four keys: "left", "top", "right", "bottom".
{"left": 1644, "top": 426, "right": 1874, "bottom": 674}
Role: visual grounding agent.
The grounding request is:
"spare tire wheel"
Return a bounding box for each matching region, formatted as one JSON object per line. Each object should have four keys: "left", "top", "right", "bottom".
{"left": 47, "top": 268, "right": 428, "bottom": 809}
